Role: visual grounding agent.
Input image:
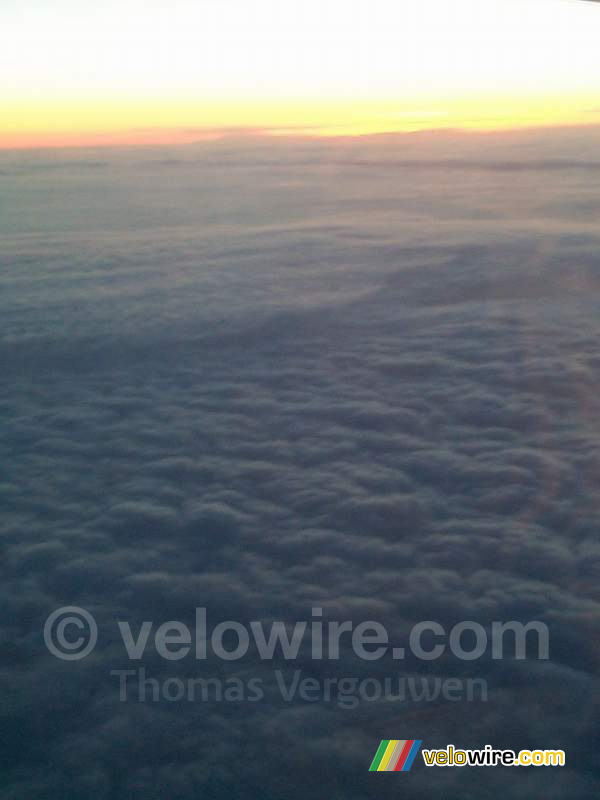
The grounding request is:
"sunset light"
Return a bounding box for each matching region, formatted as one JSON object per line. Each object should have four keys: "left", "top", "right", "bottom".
{"left": 1, "top": 0, "right": 599, "bottom": 148}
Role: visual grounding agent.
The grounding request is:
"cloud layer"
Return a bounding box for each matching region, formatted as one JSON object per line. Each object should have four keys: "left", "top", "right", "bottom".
{"left": 1, "top": 127, "right": 600, "bottom": 798}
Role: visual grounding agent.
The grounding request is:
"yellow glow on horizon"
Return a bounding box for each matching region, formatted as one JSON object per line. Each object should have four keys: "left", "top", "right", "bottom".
{"left": 1, "top": 93, "right": 599, "bottom": 150}
{"left": 1, "top": 0, "right": 599, "bottom": 148}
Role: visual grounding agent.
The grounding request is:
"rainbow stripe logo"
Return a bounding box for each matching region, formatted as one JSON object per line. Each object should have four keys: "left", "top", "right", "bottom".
{"left": 369, "top": 740, "right": 422, "bottom": 772}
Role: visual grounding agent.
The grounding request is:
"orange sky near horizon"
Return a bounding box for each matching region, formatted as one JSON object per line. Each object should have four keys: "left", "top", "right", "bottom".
{"left": 1, "top": 0, "right": 599, "bottom": 149}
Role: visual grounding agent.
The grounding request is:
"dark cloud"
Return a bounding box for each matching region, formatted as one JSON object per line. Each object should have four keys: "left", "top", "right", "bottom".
{"left": 1, "top": 126, "right": 599, "bottom": 798}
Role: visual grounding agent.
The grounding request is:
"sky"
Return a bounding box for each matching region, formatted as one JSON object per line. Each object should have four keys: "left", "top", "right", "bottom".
{"left": 1, "top": 0, "right": 600, "bottom": 148}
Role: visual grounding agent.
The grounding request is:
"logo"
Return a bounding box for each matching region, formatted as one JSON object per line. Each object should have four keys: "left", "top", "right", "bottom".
{"left": 369, "top": 739, "right": 422, "bottom": 772}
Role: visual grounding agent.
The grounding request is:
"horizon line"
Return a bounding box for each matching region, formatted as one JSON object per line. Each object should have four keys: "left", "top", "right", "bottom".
{"left": 2, "top": 120, "right": 600, "bottom": 154}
